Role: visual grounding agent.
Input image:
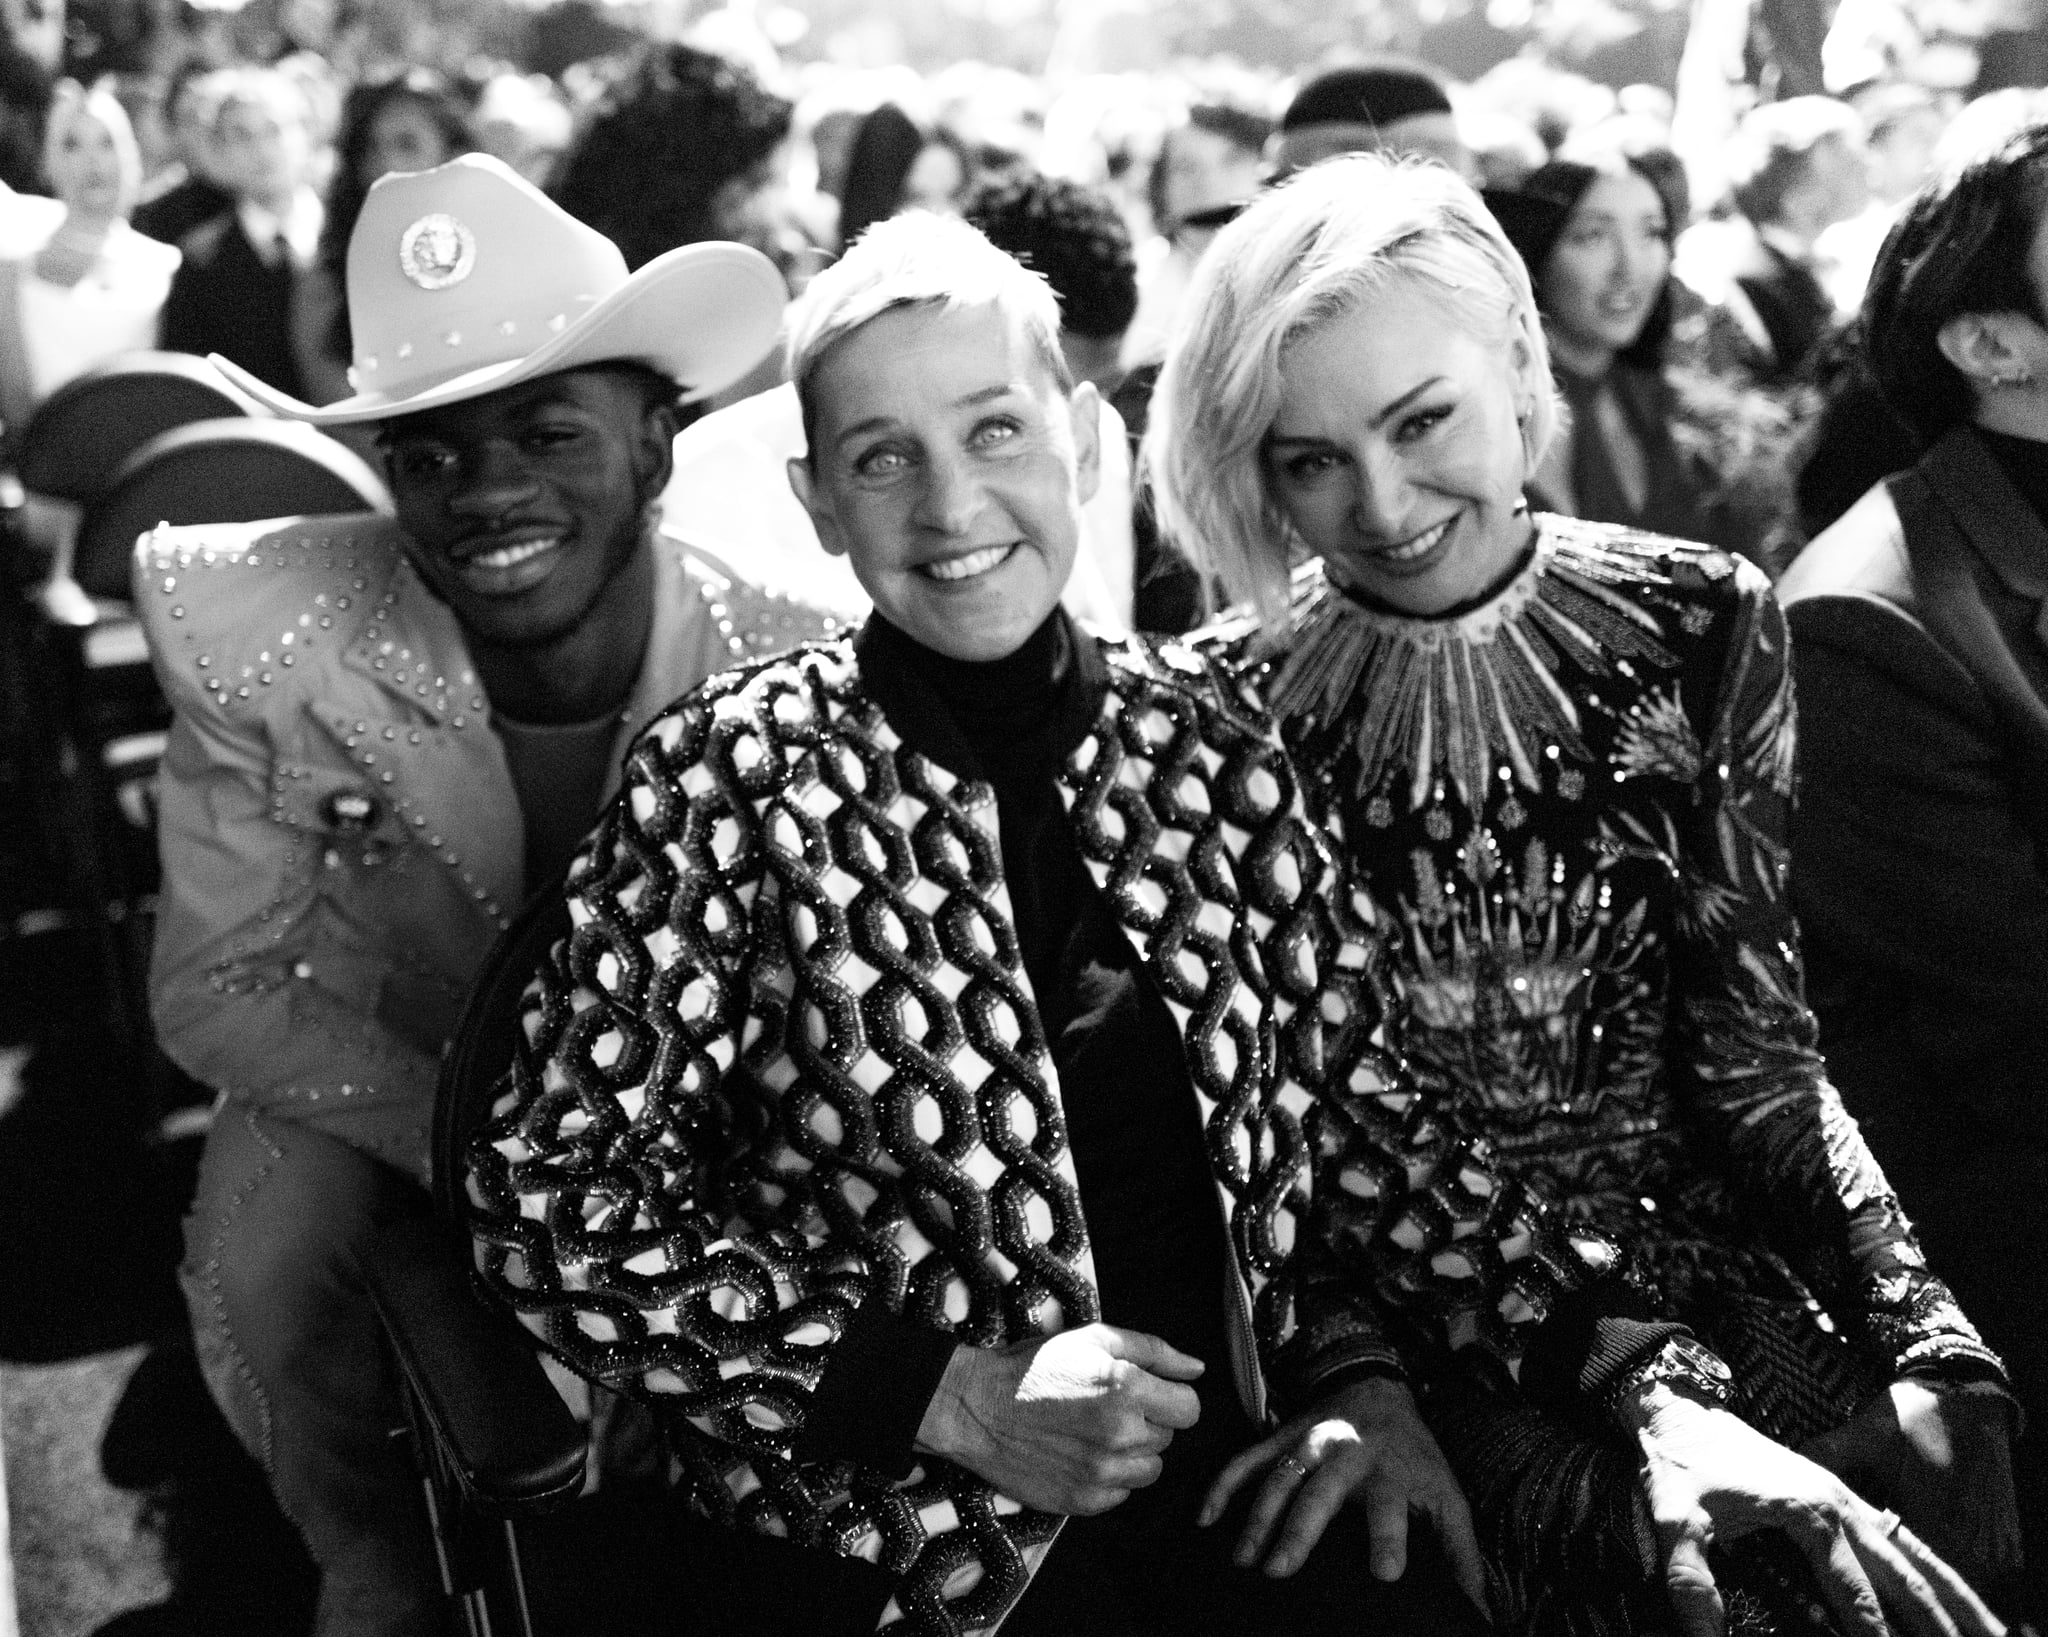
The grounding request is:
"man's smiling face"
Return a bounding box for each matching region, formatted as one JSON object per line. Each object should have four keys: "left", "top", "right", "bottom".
{"left": 380, "top": 367, "right": 674, "bottom": 651}
{"left": 789, "top": 300, "right": 1099, "bottom": 663}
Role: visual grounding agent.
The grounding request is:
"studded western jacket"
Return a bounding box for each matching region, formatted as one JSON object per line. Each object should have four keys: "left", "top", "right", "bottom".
{"left": 136, "top": 512, "right": 839, "bottom": 1180}
{"left": 466, "top": 629, "right": 1618, "bottom": 1636}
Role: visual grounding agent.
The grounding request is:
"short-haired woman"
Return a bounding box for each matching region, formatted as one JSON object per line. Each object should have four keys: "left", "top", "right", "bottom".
{"left": 1147, "top": 153, "right": 2018, "bottom": 1637}
{"left": 1780, "top": 119, "right": 2048, "bottom": 1611}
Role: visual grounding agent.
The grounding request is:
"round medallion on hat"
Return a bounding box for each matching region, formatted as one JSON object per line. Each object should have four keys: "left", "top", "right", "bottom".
{"left": 398, "top": 212, "right": 476, "bottom": 290}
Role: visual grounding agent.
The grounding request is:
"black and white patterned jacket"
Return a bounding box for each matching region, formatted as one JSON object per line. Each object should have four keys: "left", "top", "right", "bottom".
{"left": 466, "top": 628, "right": 1600, "bottom": 1634}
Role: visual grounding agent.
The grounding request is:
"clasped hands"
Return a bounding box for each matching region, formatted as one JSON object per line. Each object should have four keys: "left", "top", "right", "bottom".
{"left": 913, "top": 1322, "right": 1487, "bottom": 1608}
{"left": 915, "top": 1324, "right": 2016, "bottom": 1637}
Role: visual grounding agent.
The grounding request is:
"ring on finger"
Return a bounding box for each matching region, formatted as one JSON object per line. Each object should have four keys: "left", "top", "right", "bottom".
{"left": 1278, "top": 1456, "right": 1311, "bottom": 1481}
{"left": 1871, "top": 1509, "right": 1902, "bottom": 1538}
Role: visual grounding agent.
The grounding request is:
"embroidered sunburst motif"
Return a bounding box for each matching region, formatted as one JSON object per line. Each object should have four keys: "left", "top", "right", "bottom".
{"left": 1614, "top": 688, "right": 1703, "bottom": 784}
{"left": 1267, "top": 527, "right": 1676, "bottom": 813}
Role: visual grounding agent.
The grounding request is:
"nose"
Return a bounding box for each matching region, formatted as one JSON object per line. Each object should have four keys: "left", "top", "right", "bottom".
{"left": 446, "top": 441, "right": 540, "bottom": 526}
{"left": 911, "top": 446, "right": 987, "bottom": 537}
{"left": 1347, "top": 447, "right": 1415, "bottom": 541}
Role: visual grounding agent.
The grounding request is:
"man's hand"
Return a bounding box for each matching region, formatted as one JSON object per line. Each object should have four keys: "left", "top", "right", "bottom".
{"left": 914, "top": 1324, "right": 1204, "bottom": 1515}
{"left": 1800, "top": 1378, "right": 2023, "bottom": 1582}
{"left": 1199, "top": 1375, "right": 1488, "bottom": 1610}
{"left": 1626, "top": 1384, "right": 2006, "bottom": 1637}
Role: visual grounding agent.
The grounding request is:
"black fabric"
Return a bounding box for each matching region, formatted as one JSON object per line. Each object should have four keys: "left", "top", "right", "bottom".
{"left": 132, "top": 172, "right": 236, "bottom": 247}
{"left": 859, "top": 609, "right": 1255, "bottom": 1535}
{"left": 1281, "top": 63, "right": 1451, "bottom": 131}
{"left": 1972, "top": 426, "right": 2048, "bottom": 528}
{"left": 161, "top": 211, "right": 308, "bottom": 401}
{"left": 795, "top": 1296, "right": 962, "bottom": 1477}
{"left": 1517, "top": 1280, "right": 1690, "bottom": 1416}
{"left": 1736, "top": 243, "right": 1834, "bottom": 384}
{"left": 1552, "top": 363, "right": 1715, "bottom": 544}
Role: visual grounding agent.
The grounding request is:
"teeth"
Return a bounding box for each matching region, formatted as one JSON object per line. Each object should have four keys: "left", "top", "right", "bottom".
{"left": 1380, "top": 518, "right": 1452, "bottom": 562}
{"left": 468, "top": 537, "right": 557, "bottom": 571}
{"left": 922, "top": 544, "right": 1013, "bottom": 582}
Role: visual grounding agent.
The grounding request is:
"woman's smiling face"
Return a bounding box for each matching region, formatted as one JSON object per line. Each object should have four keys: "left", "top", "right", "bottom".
{"left": 1264, "top": 277, "right": 1536, "bottom": 616}
{"left": 1538, "top": 166, "right": 1671, "bottom": 374}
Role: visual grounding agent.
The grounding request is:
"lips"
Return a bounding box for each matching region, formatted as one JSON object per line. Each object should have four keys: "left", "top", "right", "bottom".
{"left": 448, "top": 531, "right": 565, "bottom": 596}
{"left": 1368, "top": 515, "right": 1454, "bottom": 567}
{"left": 918, "top": 543, "right": 1016, "bottom": 583}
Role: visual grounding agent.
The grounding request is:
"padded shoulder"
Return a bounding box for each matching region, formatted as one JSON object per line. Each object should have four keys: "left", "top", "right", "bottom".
{"left": 672, "top": 536, "right": 850, "bottom": 663}
{"left": 1777, "top": 482, "right": 1913, "bottom": 617}
{"left": 133, "top": 511, "right": 404, "bottom": 712}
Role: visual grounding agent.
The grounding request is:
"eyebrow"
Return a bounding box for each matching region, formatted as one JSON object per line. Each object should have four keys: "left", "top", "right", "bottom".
{"left": 1267, "top": 375, "right": 1447, "bottom": 444}
{"left": 831, "top": 382, "right": 1029, "bottom": 451}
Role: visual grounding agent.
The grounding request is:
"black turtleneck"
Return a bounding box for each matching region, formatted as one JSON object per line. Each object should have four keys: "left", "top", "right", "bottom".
{"left": 1976, "top": 425, "right": 2048, "bottom": 529}
{"left": 806, "top": 611, "right": 1251, "bottom": 1529}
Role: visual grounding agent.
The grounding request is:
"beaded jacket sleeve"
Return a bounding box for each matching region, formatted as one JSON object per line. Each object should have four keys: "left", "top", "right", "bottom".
{"left": 464, "top": 628, "right": 1612, "bottom": 1633}
{"left": 1221, "top": 520, "right": 2005, "bottom": 1413}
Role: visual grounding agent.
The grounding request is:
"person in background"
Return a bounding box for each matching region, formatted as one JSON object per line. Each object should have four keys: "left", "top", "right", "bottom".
{"left": 1270, "top": 59, "right": 1475, "bottom": 182}
{"left": 0, "top": 78, "right": 176, "bottom": 437}
{"left": 160, "top": 65, "right": 323, "bottom": 402}
{"left": 131, "top": 61, "right": 235, "bottom": 246}
{"left": 834, "top": 100, "right": 973, "bottom": 249}
{"left": 3, "top": 78, "right": 180, "bottom": 623}
{"left": 1816, "top": 82, "right": 1948, "bottom": 316}
{"left": 1778, "top": 120, "right": 2048, "bottom": 1620}
{"left": 471, "top": 72, "right": 570, "bottom": 192}
{"left": 552, "top": 40, "right": 798, "bottom": 294}
{"left": 1122, "top": 101, "right": 1270, "bottom": 371}
{"left": 141, "top": 153, "right": 831, "bottom": 1636}
{"left": 964, "top": 169, "right": 1137, "bottom": 393}
{"left": 1501, "top": 146, "right": 1800, "bottom": 572}
{"left": 296, "top": 67, "right": 473, "bottom": 406}
{"left": 1673, "top": 95, "right": 1870, "bottom": 392}
{"left": 1147, "top": 152, "right": 2018, "bottom": 1636}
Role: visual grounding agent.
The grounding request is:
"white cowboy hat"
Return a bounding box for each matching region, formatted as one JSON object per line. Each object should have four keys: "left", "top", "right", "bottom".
{"left": 212, "top": 152, "right": 785, "bottom": 426}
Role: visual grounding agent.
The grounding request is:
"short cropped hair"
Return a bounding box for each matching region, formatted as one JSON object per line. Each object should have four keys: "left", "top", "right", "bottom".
{"left": 1726, "top": 96, "right": 1863, "bottom": 226}
{"left": 1864, "top": 120, "right": 2048, "bottom": 441}
{"left": 787, "top": 210, "right": 1071, "bottom": 454}
{"left": 210, "top": 66, "right": 310, "bottom": 138}
{"left": 1145, "top": 153, "right": 1557, "bottom": 624}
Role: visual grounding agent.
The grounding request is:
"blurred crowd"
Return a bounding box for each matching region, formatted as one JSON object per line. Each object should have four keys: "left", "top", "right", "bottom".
{"left": 0, "top": 0, "right": 2043, "bottom": 611}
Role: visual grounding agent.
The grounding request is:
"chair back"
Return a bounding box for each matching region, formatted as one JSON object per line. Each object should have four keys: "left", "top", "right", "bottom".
{"left": 75, "top": 418, "right": 391, "bottom": 601}
{"left": 17, "top": 352, "right": 255, "bottom": 503}
{"left": 435, "top": 885, "right": 572, "bottom": 1221}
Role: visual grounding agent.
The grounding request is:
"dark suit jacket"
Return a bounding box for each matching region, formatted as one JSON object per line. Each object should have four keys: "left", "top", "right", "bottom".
{"left": 1781, "top": 427, "right": 2048, "bottom": 1153}
{"left": 161, "top": 208, "right": 306, "bottom": 401}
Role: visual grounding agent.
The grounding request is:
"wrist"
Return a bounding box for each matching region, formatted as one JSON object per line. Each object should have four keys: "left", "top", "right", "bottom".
{"left": 1608, "top": 1336, "right": 1733, "bottom": 1439}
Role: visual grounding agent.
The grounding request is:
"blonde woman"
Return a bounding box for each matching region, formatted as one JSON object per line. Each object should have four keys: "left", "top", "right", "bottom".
{"left": 1147, "top": 154, "right": 2018, "bottom": 1637}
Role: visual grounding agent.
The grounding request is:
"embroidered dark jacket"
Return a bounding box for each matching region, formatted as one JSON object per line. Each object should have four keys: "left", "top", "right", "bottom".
{"left": 466, "top": 628, "right": 1609, "bottom": 1634}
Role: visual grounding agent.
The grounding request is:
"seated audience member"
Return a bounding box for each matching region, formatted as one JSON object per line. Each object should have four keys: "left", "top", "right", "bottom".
{"left": 1499, "top": 147, "right": 1799, "bottom": 572}
{"left": 139, "top": 154, "right": 835, "bottom": 1634}
{"left": 1123, "top": 101, "right": 1271, "bottom": 370}
{"left": 1779, "top": 119, "right": 2048, "bottom": 1614}
{"left": 660, "top": 191, "right": 1140, "bottom": 631}
{"left": 160, "top": 66, "right": 323, "bottom": 401}
{"left": 0, "top": 79, "right": 178, "bottom": 439}
{"left": 296, "top": 68, "right": 474, "bottom": 406}
{"left": 466, "top": 207, "right": 1505, "bottom": 1637}
{"left": 1815, "top": 83, "right": 1947, "bottom": 315}
{"left": 1673, "top": 95, "right": 1870, "bottom": 392}
{"left": 1270, "top": 59, "right": 1476, "bottom": 182}
{"left": 836, "top": 101, "right": 974, "bottom": 248}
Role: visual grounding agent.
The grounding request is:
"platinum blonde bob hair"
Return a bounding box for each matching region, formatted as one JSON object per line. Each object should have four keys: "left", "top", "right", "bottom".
{"left": 786, "top": 210, "right": 1070, "bottom": 452}
{"left": 1144, "top": 153, "right": 1559, "bottom": 622}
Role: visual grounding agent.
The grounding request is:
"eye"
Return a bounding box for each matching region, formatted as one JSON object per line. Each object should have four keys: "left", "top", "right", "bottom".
{"left": 970, "top": 415, "right": 1022, "bottom": 450}
{"left": 1394, "top": 405, "right": 1452, "bottom": 444}
{"left": 853, "top": 443, "right": 912, "bottom": 479}
{"left": 391, "top": 445, "right": 456, "bottom": 481}
{"left": 520, "top": 422, "right": 583, "bottom": 453}
{"left": 1278, "top": 448, "right": 1342, "bottom": 482}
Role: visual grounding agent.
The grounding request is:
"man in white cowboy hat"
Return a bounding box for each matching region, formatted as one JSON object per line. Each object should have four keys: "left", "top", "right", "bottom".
{"left": 135, "top": 152, "right": 839, "bottom": 1635}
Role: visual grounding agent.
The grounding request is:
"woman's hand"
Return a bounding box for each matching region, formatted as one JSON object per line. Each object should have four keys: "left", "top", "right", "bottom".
{"left": 1625, "top": 1383, "right": 2006, "bottom": 1637}
{"left": 914, "top": 1324, "right": 1204, "bottom": 1516}
{"left": 1800, "top": 1378, "right": 2023, "bottom": 1583}
{"left": 1199, "top": 1375, "right": 1489, "bottom": 1610}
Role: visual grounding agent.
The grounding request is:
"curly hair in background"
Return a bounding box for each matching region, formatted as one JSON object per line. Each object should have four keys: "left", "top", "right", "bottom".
{"left": 551, "top": 42, "right": 792, "bottom": 273}
{"left": 964, "top": 169, "right": 1137, "bottom": 388}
